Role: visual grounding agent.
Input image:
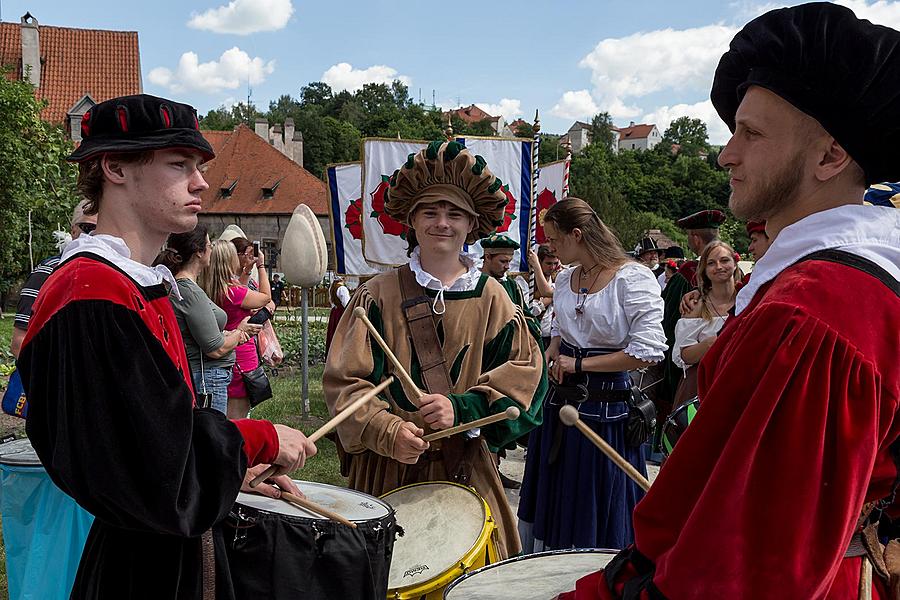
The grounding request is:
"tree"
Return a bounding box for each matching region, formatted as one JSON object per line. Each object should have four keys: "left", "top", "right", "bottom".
{"left": 589, "top": 112, "right": 616, "bottom": 154}
{"left": 0, "top": 70, "right": 81, "bottom": 293}
{"left": 200, "top": 102, "right": 263, "bottom": 130}
{"left": 661, "top": 116, "right": 710, "bottom": 156}
{"left": 299, "top": 82, "right": 333, "bottom": 108}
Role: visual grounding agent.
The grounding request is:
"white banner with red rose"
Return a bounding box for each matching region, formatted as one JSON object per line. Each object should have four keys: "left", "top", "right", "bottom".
{"left": 533, "top": 159, "right": 566, "bottom": 246}
{"left": 326, "top": 161, "right": 382, "bottom": 276}
{"left": 360, "top": 137, "right": 534, "bottom": 270}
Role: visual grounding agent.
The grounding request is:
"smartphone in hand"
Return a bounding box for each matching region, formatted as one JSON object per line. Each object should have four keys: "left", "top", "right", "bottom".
{"left": 252, "top": 241, "right": 260, "bottom": 257}
{"left": 247, "top": 306, "right": 273, "bottom": 325}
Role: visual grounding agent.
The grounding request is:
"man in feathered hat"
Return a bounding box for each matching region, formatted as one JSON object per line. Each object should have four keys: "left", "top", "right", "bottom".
{"left": 324, "top": 141, "right": 547, "bottom": 557}
{"left": 17, "top": 94, "right": 315, "bottom": 598}
{"left": 561, "top": 3, "right": 900, "bottom": 598}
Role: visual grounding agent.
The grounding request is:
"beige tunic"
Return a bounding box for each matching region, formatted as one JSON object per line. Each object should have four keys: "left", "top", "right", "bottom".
{"left": 323, "top": 270, "right": 547, "bottom": 557}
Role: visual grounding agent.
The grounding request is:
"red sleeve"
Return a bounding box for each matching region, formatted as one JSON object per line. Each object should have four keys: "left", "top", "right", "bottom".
{"left": 233, "top": 419, "right": 279, "bottom": 466}
{"left": 634, "top": 301, "right": 890, "bottom": 598}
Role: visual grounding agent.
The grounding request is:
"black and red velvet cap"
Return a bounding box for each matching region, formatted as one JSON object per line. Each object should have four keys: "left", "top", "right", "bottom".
{"left": 68, "top": 94, "right": 214, "bottom": 163}
{"left": 676, "top": 209, "right": 726, "bottom": 230}
{"left": 746, "top": 220, "right": 767, "bottom": 236}
{"left": 711, "top": 3, "right": 900, "bottom": 185}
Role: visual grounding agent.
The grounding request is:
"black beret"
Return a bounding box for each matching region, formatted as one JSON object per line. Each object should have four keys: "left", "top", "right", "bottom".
{"left": 664, "top": 246, "right": 685, "bottom": 259}
{"left": 676, "top": 209, "right": 726, "bottom": 230}
{"left": 68, "top": 94, "right": 214, "bottom": 163}
{"left": 711, "top": 3, "right": 900, "bottom": 185}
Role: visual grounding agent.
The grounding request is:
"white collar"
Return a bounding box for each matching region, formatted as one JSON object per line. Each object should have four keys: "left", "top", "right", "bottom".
{"left": 736, "top": 205, "right": 900, "bottom": 315}
{"left": 61, "top": 234, "right": 182, "bottom": 300}
{"left": 408, "top": 247, "right": 481, "bottom": 292}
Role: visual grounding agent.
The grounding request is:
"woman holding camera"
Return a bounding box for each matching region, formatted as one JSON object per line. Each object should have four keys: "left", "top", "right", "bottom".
{"left": 154, "top": 226, "right": 262, "bottom": 414}
{"left": 517, "top": 198, "right": 667, "bottom": 552}
{"left": 201, "top": 240, "right": 271, "bottom": 419}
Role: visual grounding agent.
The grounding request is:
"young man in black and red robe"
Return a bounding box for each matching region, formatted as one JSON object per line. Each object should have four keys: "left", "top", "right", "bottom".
{"left": 560, "top": 4, "right": 900, "bottom": 598}
{"left": 18, "top": 95, "right": 317, "bottom": 599}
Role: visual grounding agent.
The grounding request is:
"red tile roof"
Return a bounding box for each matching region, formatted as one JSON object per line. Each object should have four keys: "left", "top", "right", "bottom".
{"left": 507, "top": 118, "right": 527, "bottom": 132}
{"left": 0, "top": 19, "right": 141, "bottom": 123}
{"left": 445, "top": 104, "right": 499, "bottom": 125}
{"left": 199, "top": 125, "right": 327, "bottom": 216}
{"left": 617, "top": 123, "right": 657, "bottom": 140}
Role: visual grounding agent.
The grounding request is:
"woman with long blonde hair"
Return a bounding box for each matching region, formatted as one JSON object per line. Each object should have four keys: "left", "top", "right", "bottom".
{"left": 200, "top": 239, "right": 272, "bottom": 419}
{"left": 517, "top": 198, "right": 667, "bottom": 552}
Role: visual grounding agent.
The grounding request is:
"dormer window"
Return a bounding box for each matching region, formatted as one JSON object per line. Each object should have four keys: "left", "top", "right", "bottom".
{"left": 262, "top": 178, "right": 282, "bottom": 199}
{"left": 220, "top": 179, "right": 238, "bottom": 198}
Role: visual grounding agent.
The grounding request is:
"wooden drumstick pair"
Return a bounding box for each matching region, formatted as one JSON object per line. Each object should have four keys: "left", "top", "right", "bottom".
{"left": 352, "top": 306, "right": 522, "bottom": 441}
{"left": 558, "top": 405, "right": 652, "bottom": 491}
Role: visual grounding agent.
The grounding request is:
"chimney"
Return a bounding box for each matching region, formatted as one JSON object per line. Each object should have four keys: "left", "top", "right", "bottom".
{"left": 629, "top": 121, "right": 635, "bottom": 127}
{"left": 254, "top": 118, "right": 268, "bottom": 140}
{"left": 283, "top": 119, "right": 295, "bottom": 161}
{"left": 272, "top": 124, "right": 284, "bottom": 154}
{"left": 20, "top": 13, "right": 41, "bottom": 87}
{"left": 292, "top": 131, "right": 304, "bottom": 167}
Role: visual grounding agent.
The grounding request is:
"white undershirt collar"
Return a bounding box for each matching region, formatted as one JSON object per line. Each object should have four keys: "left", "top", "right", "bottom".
{"left": 408, "top": 247, "right": 481, "bottom": 314}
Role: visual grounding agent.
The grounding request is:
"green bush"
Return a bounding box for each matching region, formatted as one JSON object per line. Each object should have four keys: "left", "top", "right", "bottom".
{"left": 276, "top": 320, "right": 327, "bottom": 366}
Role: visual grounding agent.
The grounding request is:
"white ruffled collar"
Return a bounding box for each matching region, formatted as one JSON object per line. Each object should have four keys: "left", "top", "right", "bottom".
{"left": 61, "top": 234, "right": 182, "bottom": 300}
{"left": 736, "top": 204, "right": 900, "bottom": 315}
{"left": 408, "top": 247, "right": 481, "bottom": 315}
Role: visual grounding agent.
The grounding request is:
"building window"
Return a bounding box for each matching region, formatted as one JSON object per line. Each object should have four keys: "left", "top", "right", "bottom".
{"left": 262, "top": 239, "right": 278, "bottom": 272}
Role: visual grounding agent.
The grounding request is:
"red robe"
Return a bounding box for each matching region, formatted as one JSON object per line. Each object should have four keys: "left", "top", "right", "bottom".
{"left": 560, "top": 258, "right": 899, "bottom": 599}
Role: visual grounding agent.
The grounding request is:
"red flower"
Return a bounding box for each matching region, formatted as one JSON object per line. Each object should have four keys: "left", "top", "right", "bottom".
{"left": 535, "top": 188, "right": 558, "bottom": 244}
{"left": 495, "top": 184, "right": 518, "bottom": 233}
{"left": 344, "top": 197, "right": 364, "bottom": 240}
{"left": 370, "top": 175, "right": 408, "bottom": 238}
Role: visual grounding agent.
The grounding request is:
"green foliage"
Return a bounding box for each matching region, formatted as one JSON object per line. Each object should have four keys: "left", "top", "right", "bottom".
{"left": 661, "top": 116, "right": 710, "bottom": 157}
{"left": 199, "top": 102, "right": 263, "bottom": 130}
{"left": 0, "top": 70, "right": 82, "bottom": 290}
{"left": 589, "top": 112, "right": 617, "bottom": 153}
{"left": 277, "top": 319, "right": 327, "bottom": 366}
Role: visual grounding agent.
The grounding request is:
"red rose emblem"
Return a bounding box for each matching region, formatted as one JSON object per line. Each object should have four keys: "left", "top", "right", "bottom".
{"left": 344, "top": 197, "right": 364, "bottom": 240}
{"left": 495, "top": 184, "right": 518, "bottom": 233}
{"left": 535, "top": 188, "right": 558, "bottom": 244}
{"left": 370, "top": 175, "right": 408, "bottom": 238}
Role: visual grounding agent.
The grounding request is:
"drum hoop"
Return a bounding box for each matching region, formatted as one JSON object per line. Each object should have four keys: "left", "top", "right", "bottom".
{"left": 234, "top": 482, "right": 394, "bottom": 524}
{"left": 442, "top": 548, "right": 619, "bottom": 598}
{"left": 381, "top": 481, "right": 495, "bottom": 595}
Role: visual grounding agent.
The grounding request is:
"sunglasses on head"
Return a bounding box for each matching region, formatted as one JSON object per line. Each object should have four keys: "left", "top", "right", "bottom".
{"left": 76, "top": 222, "right": 96, "bottom": 234}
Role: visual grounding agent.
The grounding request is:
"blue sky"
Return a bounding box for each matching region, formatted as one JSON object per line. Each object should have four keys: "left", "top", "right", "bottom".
{"left": 6, "top": 1, "right": 900, "bottom": 143}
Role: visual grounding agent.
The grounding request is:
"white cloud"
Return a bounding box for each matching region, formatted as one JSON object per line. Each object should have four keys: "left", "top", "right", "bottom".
{"left": 187, "top": 0, "right": 293, "bottom": 35}
{"left": 148, "top": 47, "right": 275, "bottom": 94}
{"left": 640, "top": 99, "right": 732, "bottom": 145}
{"left": 550, "top": 90, "right": 600, "bottom": 120}
{"left": 835, "top": 0, "right": 900, "bottom": 28}
{"left": 321, "top": 63, "right": 411, "bottom": 93}
{"left": 475, "top": 99, "right": 523, "bottom": 121}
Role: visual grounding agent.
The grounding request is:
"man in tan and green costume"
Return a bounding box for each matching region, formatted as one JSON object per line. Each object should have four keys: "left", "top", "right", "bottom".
{"left": 324, "top": 141, "right": 547, "bottom": 557}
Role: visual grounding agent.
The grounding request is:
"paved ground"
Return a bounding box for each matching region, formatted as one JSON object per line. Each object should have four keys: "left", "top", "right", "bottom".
{"left": 500, "top": 446, "right": 660, "bottom": 513}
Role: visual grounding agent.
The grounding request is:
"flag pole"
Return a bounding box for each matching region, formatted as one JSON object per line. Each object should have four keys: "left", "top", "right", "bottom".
{"left": 528, "top": 110, "right": 541, "bottom": 301}
{"left": 562, "top": 139, "right": 572, "bottom": 197}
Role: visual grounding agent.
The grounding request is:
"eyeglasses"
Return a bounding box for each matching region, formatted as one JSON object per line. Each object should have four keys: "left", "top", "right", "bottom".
{"left": 76, "top": 222, "right": 96, "bottom": 234}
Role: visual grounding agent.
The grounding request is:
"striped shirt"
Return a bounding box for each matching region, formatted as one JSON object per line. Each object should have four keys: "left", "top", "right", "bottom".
{"left": 14, "top": 255, "right": 60, "bottom": 331}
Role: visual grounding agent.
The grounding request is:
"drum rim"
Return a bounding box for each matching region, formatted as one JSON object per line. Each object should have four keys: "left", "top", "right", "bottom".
{"left": 381, "top": 481, "right": 496, "bottom": 595}
{"left": 234, "top": 480, "right": 394, "bottom": 523}
{"left": 0, "top": 438, "right": 41, "bottom": 466}
{"left": 441, "top": 548, "right": 620, "bottom": 598}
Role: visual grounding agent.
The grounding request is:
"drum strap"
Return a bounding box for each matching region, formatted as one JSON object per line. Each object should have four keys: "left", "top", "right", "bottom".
{"left": 397, "top": 265, "right": 477, "bottom": 484}
{"left": 201, "top": 529, "right": 215, "bottom": 600}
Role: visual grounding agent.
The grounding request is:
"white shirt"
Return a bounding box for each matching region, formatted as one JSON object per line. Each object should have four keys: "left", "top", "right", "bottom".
{"left": 408, "top": 247, "right": 481, "bottom": 314}
{"left": 657, "top": 271, "right": 668, "bottom": 292}
{"left": 737, "top": 205, "right": 900, "bottom": 315}
{"left": 332, "top": 285, "right": 351, "bottom": 309}
{"left": 61, "top": 234, "right": 181, "bottom": 300}
{"left": 672, "top": 316, "right": 727, "bottom": 371}
{"left": 550, "top": 262, "right": 667, "bottom": 362}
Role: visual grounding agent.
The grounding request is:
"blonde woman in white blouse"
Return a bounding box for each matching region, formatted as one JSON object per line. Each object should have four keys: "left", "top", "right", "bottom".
{"left": 517, "top": 198, "right": 666, "bottom": 553}
{"left": 672, "top": 240, "right": 739, "bottom": 407}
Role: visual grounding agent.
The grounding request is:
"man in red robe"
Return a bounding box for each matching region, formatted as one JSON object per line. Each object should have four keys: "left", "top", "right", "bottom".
{"left": 560, "top": 4, "right": 900, "bottom": 598}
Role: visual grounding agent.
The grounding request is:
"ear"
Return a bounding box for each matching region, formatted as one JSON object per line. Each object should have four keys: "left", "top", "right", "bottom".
{"left": 101, "top": 155, "right": 128, "bottom": 185}
{"left": 571, "top": 227, "right": 583, "bottom": 243}
{"left": 814, "top": 136, "right": 855, "bottom": 183}
{"left": 467, "top": 215, "right": 476, "bottom": 234}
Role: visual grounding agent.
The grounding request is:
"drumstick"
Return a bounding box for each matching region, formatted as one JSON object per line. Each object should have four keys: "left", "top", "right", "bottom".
{"left": 250, "top": 377, "right": 394, "bottom": 488}
{"left": 422, "top": 406, "right": 520, "bottom": 442}
{"left": 558, "top": 405, "right": 651, "bottom": 491}
{"left": 280, "top": 491, "right": 357, "bottom": 529}
{"left": 352, "top": 306, "right": 424, "bottom": 401}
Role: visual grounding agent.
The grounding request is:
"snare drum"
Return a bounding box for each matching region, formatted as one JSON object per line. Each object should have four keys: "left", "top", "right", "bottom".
{"left": 661, "top": 396, "right": 700, "bottom": 457}
{"left": 0, "top": 438, "right": 94, "bottom": 600}
{"left": 381, "top": 481, "right": 500, "bottom": 600}
{"left": 443, "top": 549, "right": 617, "bottom": 600}
{"left": 223, "top": 481, "right": 396, "bottom": 599}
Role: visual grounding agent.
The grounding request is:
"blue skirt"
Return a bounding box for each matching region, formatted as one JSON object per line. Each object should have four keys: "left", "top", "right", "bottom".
{"left": 517, "top": 363, "right": 647, "bottom": 552}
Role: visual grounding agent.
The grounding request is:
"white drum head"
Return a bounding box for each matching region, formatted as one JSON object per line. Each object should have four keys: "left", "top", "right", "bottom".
{"left": 236, "top": 480, "right": 390, "bottom": 522}
{"left": 444, "top": 550, "right": 616, "bottom": 600}
{"left": 383, "top": 483, "right": 487, "bottom": 590}
{"left": 0, "top": 438, "right": 41, "bottom": 466}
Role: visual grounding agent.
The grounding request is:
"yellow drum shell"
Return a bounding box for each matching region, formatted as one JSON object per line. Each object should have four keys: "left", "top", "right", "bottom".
{"left": 381, "top": 481, "right": 500, "bottom": 600}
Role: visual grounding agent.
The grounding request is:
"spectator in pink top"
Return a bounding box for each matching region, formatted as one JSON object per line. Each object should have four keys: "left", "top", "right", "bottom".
{"left": 201, "top": 240, "right": 271, "bottom": 418}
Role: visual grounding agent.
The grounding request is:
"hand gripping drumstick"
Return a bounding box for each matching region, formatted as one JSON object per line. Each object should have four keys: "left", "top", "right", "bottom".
{"left": 352, "top": 306, "right": 424, "bottom": 402}
{"left": 249, "top": 377, "right": 395, "bottom": 488}
{"left": 422, "top": 406, "right": 520, "bottom": 442}
{"left": 280, "top": 491, "right": 357, "bottom": 528}
{"left": 558, "top": 405, "right": 651, "bottom": 492}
